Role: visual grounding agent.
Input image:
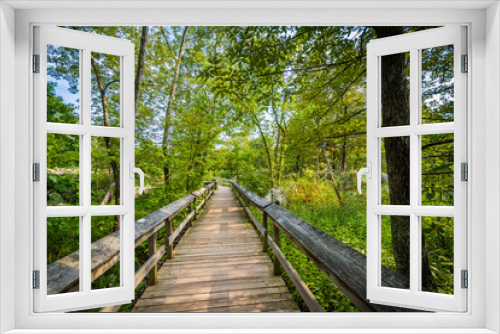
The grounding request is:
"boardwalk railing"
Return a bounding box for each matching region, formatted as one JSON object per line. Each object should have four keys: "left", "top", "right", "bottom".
{"left": 46, "top": 181, "right": 217, "bottom": 312}
{"left": 227, "top": 180, "right": 412, "bottom": 312}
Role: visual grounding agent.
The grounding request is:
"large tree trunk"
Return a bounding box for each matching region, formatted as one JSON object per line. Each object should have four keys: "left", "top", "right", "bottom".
{"left": 134, "top": 26, "right": 149, "bottom": 114}
{"left": 373, "top": 27, "right": 435, "bottom": 289}
{"left": 162, "top": 26, "right": 189, "bottom": 187}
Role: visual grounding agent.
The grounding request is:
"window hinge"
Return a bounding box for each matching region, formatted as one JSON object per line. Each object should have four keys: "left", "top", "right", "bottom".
{"left": 33, "top": 54, "right": 40, "bottom": 73}
{"left": 461, "top": 54, "right": 468, "bottom": 73}
{"left": 33, "top": 270, "right": 40, "bottom": 289}
{"left": 461, "top": 162, "right": 468, "bottom": 182}
{"left": 33, "top": 163, "right": 40, "bottom": 182}
{"left": 461, "top": 270, "right": 468, "bottom": 289}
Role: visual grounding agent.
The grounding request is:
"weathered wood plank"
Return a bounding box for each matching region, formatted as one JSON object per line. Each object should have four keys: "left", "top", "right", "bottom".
{"left": 168, "top": 210, "right": 195, "bottom": 245}
{"left": 136, "top": 245, "right": 166, "bottom": 287}
{"left": 99, "top": 245, "right": 166, "bottom": 313}
{"left": 263, "top": 203, "right": 411, "bottom": 312}
{"left": 148, "top": 232, "right": 158, "bottom": 285}
{"left": 143, "top": 276, "right": 286, "bottom": 294}
{"left": 136, "top": 287, "right": 291, "bottom": 307}
{"left": 133, "top": 292, "right": 294, "bottom": 312}
{"left": 266, "top": 234, "right": 323, "bottom": 312}
{"left": 141, "top": 277, "right": 286, "bottom": 299}
{"left": 230, "top": 181, "right": 273, "bottom": 209}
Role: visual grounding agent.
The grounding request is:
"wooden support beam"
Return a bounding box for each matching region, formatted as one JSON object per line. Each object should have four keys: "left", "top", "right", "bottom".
{"left": 262, "top": 211, "right": 268, "bottom": 253}
{"left": 148, "top": 232, "right": 158, "bottom": 285}
{"left": 266, "top": 234, "right": 323, "bottom": 312}
{"left": 273, "top": 223, "right": 281, "bottom": 275}
{"left": 168, "top": 209, "right": 196, "bottom": 245}
{"left": 166, "top": 217, "right": 174, "bottom": 259}
{"left": 100, "top": 245, "right": 166, "bottom": 313}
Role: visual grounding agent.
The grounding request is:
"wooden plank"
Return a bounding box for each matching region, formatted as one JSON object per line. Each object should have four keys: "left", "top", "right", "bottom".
{"left": 156, "top": 271, "right": 276, "bottom": 285}
{"left": 173, "top": 245, "right": 262, "bottom": 256}
{"left": 133, "top": 292, "right": 294, "bottom": 312}
{"left": 272, "top": 223, "right": 281, "bottom": 276}
{"left": 99, "top": 245, "right": 166, "bottom": 313}
{"left": 264, "top": 202, "right": 411, "bottom": 312}
{"left": 230, "top": 181, "right": 273, "bottom": 209}
{"left": 148, "top": 232, "right": 158, "bottom": 285}
{"left": 135, "top": 245, "right": 166, "bottom": 287}
{"left": 262, "top": 211, "right": 268, "bottom": 252}
{"left": 143, "top": 276, "right": 286, "bottom": 294}
{"left": 244, "top": 207, "right": 265, "bottom": 235}
{"left": 168, "top": 209, "right": 195, "bottom": 245}
{"left": 158, "top": 263, "right": 273, "bottom": 277}
{"left": 166, "top": 217, "right": 173, "bottom": 259}
{"left": 160, "top": 256, "right": 271, "bottom": 269}
{"left": 175, "top": 242, "right": 260, "bottom": 251}
{"left": 141, "top": 278, "right": 286, "bottom": 299}
{"left": 266, "top": 235, "right": 323, "bottom": 312}
{"left": 167, "top": 250, "right": 266, "bottom": 263}
{"left": 136, "top": 287, "right": 291, "bottom": 307}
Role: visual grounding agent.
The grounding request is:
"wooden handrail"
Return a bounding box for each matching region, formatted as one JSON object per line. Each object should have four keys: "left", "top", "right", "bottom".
{"left": 46, "top": 181, "right": 217, "bottom": 306}
{"left": 227, "top": 180, "right": 415, "bottom": 312}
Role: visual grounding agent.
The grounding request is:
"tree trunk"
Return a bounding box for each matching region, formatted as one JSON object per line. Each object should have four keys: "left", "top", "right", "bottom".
{"left": 162, "top": 26, "right": 189, "bottom": 187}
{"left": 320, "top": 143, "right": 344, "bottom": 206}
{"left": 374, "top": 27, "right": 435, "bottom": 289}
{"left": 91, "top": 55, "right": 121, "bottom": 230}
{"left": 134, "top": 26, "right": 149, "bottom": 114}
{"left": 250, "top": 110, "right": 274, "bottom": 189}
{"left": 340, "top": 106, "right": 347, "bottom": 172}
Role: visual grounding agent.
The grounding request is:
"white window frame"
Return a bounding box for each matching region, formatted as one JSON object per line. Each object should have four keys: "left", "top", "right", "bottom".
{"left": 1, "top": 1, "right": 499, "bottom": 333}
{"left": 366, "top": 26, "right": 467, "bottom": 312}
{"left": 33, "top": 26, "right": 136, "bottom": 312}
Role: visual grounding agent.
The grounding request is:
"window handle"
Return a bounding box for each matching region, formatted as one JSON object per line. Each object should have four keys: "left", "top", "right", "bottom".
{"left": 357, "top": 162, "right": 372, "bottom": 195}
{"left": 129, "top": 162, "right": 145, "bottom": 195}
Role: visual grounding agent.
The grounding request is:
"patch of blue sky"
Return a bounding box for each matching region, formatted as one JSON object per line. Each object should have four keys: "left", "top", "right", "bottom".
{"left": 48, "top": 76, "right": 80, "bottom": 109}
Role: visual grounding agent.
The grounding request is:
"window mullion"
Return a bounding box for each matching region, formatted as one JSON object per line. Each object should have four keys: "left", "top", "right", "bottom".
{"left": 409, "top": 47, "right": 420, "bottom": 293}
{"left": 81, "top": 47, "right": 92, "bottom": 294}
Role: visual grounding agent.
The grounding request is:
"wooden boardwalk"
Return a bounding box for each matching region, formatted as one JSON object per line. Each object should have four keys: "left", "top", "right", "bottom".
{"left": 132, "top": 186, "right": 299, "bottom": 312}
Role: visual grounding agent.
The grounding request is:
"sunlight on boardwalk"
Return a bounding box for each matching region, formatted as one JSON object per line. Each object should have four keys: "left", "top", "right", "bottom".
{"left": 132, "top": 186, "right": 299, "bottom": 312}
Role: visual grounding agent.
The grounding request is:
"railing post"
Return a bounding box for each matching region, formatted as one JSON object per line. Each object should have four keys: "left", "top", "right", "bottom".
{"left": 193, "top": 200, "right": 197, "bottom": 221}
{"left": 148, "top": 232, "right": 157, "bottom": 285}
{"left": 273, "top": 223, "right": 281, "bottom": 275}
{"left": 262, "top": 211, "right": 268, "bottom": 253}
{"left": 189, "top": 202, "right": 194, "bottom": 226}
{"left": 166, "top": 217, "right": 174, "bottom": 259}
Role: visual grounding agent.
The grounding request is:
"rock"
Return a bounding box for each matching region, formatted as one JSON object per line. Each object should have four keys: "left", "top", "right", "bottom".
{"left": 265, "top": 187, "right": 289, "bottom": 207}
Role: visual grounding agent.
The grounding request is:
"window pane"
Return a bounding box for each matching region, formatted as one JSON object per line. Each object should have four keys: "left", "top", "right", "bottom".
{"left": 47, "top": 45, "right": 80, "bottom": 124}
{"left": 421, "top": 134, "right": 454, "bottom": 206}
{"left": 91, "top": 137, "right": 121, "bottom": 205}
{"left": 47, "top": 133, "right": 80, "bottom": 206}
{"left": 381, "top": 137, "right": 410, "bottom": 205}
{"left": 47, "top": 217, "right": 80, "bottom": 294}
{"left": 381, "top": 215, "right": 410, "bottom": 289}
{"left": 380, "top": 52, "right": 410, "bottom": 127}
{"left": 91, "top": 216, "right": 121, "bottom": 290}
{"left": 421, "top": 45, "right": 454, "bottom": 124}
{"left": 91, "top": 52, "right": 121, "bottom": 127}
{"left": 421, "top": 217, "right": 454, "bottom": 294}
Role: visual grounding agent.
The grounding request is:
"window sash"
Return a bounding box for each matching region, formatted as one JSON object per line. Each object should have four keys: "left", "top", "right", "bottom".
{"left": 33, "top": 26, "right": 136, "bottom": 313}
{"left": 366, "top": 26, "right": 468, "bottom": 312}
